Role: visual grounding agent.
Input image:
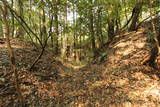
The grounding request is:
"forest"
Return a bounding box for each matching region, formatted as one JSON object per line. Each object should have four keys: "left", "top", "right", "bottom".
{"left": 0, "top": 0, "right": 160, "bottom": 106}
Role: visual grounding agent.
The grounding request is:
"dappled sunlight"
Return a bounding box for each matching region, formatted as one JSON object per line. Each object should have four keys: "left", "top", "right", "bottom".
{"left": 99, "top": 26, "right": 160, "bottom": 106}
{"left": 128, "top": 82, "right": 160, "bottom": 103}
{"left": 0, "top": 44, "right": 24, "bottom": 49}
{"left": 115, "top": 42, "right": 127, "bottom": 48}
{"left": 132, "top": 72, "right": 148, "bottom": 80}
{"left": 0, "top": 40, "right": 30, "bottom": 50}
{"left": 1, "top": 6, "right": 160, "bottom": 106}
{"left": 63, "top": 61, "right": 86, "bottom": 70}
{"left": 135, "top": 43, "right": 146, "bottom": 48}
{"left": 116, "top": 48, "right": 133, "bottom": 56}
{"left": 1, "top": 31, "right": 160, "bottom": 106}
{"left": 90, "top": 80, "right": 109, "bottom": 88}
{"left": 106, "top": 28, "right": 150, "bottom": 68}
{"left": 62, "top": 61, "right": 86, "bottom": 70}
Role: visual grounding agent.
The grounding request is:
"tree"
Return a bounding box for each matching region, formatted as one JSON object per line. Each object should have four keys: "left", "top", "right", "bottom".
{"left": 0, "top": 10, "right": 4, "bottom": 38}
{"left": 16, "top": 0, "right": 25, "bottom": 38}
{"left": 88, "top": 0, "right": 96, "bottom": 53}
{"left": 53, "top": 0, "right": 60, "bottom": 54}
{"left": 129, "top": 0, "right": 143, "bottom": 31}
{"left": 1, "top": 0, "right": 24, "bottom": 105}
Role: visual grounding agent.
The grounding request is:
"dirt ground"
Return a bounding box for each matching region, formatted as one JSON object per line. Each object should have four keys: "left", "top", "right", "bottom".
{"left": 0, "top": 28, "right": 160, "bottom": 107}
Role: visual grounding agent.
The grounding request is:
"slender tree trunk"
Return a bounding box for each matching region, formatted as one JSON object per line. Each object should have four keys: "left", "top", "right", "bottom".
{"left": 29, "top": 0, "right": 32, "bottom": 26}
{"left": 96, "top": 6, "right": 103, "bottom": 47}
{"left": 79, "top": 16, "right": 82, "bottom": 61}
{"left": 73, "top": 3, "right": 77, "bottom": 60}
{"left": 1, "top": 0, "right": 24, "bottom": 105}
{"left": 115, "top": 7, "right": 121, "bottom": 33}
{"left": 40, "top": 0, "right": 47, "bottom": 43}
{"left": 54, "top": 1, "right": 59, "bottom": 54}
{"left": 11, "top": 0, "right": 14, "bottom": 37}
{"left": 108, "top": 18, "right": 115, "bottom": 40}
{"left": 49, "top": 8, "right": 54, "bottom": 49}
{"left": 129, "top": 0, "right": 143, "bottom": 31}
{"left": 89, "top": 0, "right": 96, "bottom": 53}
{"left": 62, "top": 4, "right": 68, "bottom": 59}
{"left": 39, "top": 9, "right": 42, "bottom": 42}
{"left": 149, "top": 0, "right": 156, "bottom": 34}
{"left": 0, "top": 13, "right": 4, "bottom": 38}
{"left": 123, "top": 0, "right": 129, "bottom": 29}
{"left": 99, "top": 7, "right": 104, "bottom": 45}
{"left": 17, "top": 0, "right": 24, "bottom": 38}
{"left": 42, "top": 3, "right": 47, "bottom": 42}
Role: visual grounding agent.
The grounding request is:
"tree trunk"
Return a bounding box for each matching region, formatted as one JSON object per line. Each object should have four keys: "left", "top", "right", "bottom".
{"left": 89, "top": 0, "right": 96, "bottom": 53}
{"left": 39, "top": 9, "right": 43, "bottom": 42}
{"left": 1, "top": 0, "right": 24, "bottom": 105}
{"left": 0, "top": 13, "right": 4, "bottom": 38}
{"left": 96, "top": 6, "right": 103, "bottom": 47}
{"left": 50, "top": 11, "right": 54, "bottom": 49}
{"left": 123, "top": 0, "right": 129, "bottom": 29}
{"left": 17, "top": 0, "right": 24, "bottom": 38}
{"left": 11, "top": 0, "right": 14, "bottom": 37}
{"left": 42, "top": 3, "right": 47, "bottom": 42}
{"left": 54, "top": 1, "right": 59, "bottom": 55}
{"left": 129, "top": 1, "right": 143, "bottom": 31}
{"left": 61, "top": 4, "right": 68, "bottom": 59}
{"left": 73, "top": 3, "right": 77, "bottom": 60}
{"left": 108, "top": 18, "right": 115, "bottom": 40}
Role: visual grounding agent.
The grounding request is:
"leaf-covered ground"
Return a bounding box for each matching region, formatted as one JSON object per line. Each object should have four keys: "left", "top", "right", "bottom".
{"left": 0, "top": 28, "right": 160, "bottom": 107}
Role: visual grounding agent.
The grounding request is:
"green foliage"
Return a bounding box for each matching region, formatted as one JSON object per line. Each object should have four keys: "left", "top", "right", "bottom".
{"left": 98, "top": 52, "right": 108, "bottom": 63}
{"left": 1, "top": 0, "right": 158, "bottom": 62}
{"left": 146, "top": 31, "right": 155, "bottom": 43}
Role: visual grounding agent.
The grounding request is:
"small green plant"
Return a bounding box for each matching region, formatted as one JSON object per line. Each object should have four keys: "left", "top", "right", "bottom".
{"left": 98, "top": 52, "right": 108, "bottom": 63}
{"left": 146, "top": 31, "right": 155, "bottom": 43}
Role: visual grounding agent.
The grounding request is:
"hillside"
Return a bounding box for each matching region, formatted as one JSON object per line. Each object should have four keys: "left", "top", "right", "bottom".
{"left": 2, "top": 0, "right": 160, "bottom": 106}
{"left": 0, "top": 27, "right": 160, "bottom": 107}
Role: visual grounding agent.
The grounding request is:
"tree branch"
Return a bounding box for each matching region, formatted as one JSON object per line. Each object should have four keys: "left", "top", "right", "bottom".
{"left": 6, "top": 3, "right": 43, "bottom": 47}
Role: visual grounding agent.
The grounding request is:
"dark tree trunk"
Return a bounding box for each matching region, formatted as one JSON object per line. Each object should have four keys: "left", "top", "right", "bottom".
{"left": 42, "top": 0, "right": 47, "bottom": 42}
{"left": 97, "top": 7, "right": 104, "bottom": 46}
{"left": 108, "top": 18, "right": 115, "bottom": 40}
{"left": 89, "top": 0, "right": 96, "bottom": 53}
{"left": 11, "top": 0, "right": 14, "bottom": 37}
{"left": 129, "top": 1, "right": 143, "bottom": 31}
{"left": 54, "top": 2, "right": 59, "bottom": 55}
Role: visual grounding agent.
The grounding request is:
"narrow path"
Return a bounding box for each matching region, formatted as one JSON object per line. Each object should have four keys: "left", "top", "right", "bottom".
{"left": 0, "top": 33, "right": 160, "bottom": 107}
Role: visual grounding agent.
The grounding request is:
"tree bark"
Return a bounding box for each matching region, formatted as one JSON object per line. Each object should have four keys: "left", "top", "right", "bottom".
{"left": 42, "top": 0, "right": 47, "bottom": 42}
{"left": 54, "top": 0, "right": 59, "bottom": 55}
{"left": 1, "top": 0, "right": 24, "bottom": 105}
{"left": 108, "top": 18, "right": 115, "bottom": 40}
{"left": 96, "top": 6, "right": 103, "bottom": 47}
{"left": 89, "top": 0, "right": 96, "bottom": 53}
{"left": 17, "top": 0, "right": 24, "bottom": 38}
{"left": 11, "top": 0, "right": 14, "bottom": 37}
{"left": 129, "top": 1, "right": 143, "bottom": 31}
{"left": 0, "top": 12, "right": 4, "bottom": 38}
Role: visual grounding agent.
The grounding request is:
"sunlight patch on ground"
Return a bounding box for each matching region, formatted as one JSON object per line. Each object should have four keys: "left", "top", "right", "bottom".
{"left": 141, "top": 83, "right": 160, "bottom": 98}
{"left": 90, "top": 80, "right": 109, "bottom": 88}
{"left": 114, "top": 41, "right": 131, "bottom": 48}
{"left": 116, "top": 48, "right": 134, "bottom": 56}
{"left": 115, "top": 42, "right": 127, "bottom": 48}
{"left": 0, "top": 44, "right": 24, "bottom": 49}
{"left": 62, "top": 62, "right": 86, "bottom": 70}
{"left": 135, "top": 43, "right": 145, "bottom": 48}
